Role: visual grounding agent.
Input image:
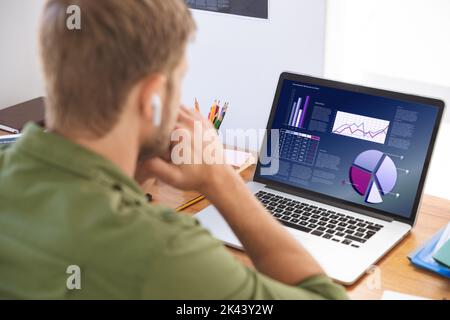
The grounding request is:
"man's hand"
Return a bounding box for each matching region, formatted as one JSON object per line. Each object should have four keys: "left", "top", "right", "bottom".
{"left": 142, "top": 108, "right": 326, "bottom": 286}
{"left": 143, "top": 107, "right": 237, "bottom": 195}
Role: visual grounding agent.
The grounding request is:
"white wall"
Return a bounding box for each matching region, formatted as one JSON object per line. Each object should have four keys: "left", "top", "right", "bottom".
{"left": 325, "top": 0, "right": 450, "bottom": 83}
{"left": 183, "top": 0, "right": 326, "bottom": 149}
{"left": 0, "top": 0, "right": 46, "bottom": 109}
{"left": 325, "top": 0, "right": 450, "bottom": 121}
{"left": 325, "top": 0, "right": 450, "bottom": 200}
{"left": 0, "top": 0, "right": 327, "bottom": 151}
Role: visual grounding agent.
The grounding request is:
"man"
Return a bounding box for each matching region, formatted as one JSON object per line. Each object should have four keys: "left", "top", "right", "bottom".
{"left": 0, "top": 0, "right": 347, "bottom": 299}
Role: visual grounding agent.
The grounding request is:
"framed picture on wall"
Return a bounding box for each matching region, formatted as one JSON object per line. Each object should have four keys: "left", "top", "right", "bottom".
{"left": 186, "top": 0, "right": 269, "bottom": 19}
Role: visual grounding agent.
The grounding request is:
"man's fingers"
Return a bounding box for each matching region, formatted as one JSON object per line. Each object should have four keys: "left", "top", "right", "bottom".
{"left": 180, "top": 105, "right": 204, "bottom": 122}
{"left": 177, "top": 109, "right": 193, "bottom": 127}
{"left": 160, "top": 149, "right": 172, "bottom": 163}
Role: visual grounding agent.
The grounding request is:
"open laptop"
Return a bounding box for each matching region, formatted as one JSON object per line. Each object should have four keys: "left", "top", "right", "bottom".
{"left": 196, "top": 72, "right": 445, "bottom": 285}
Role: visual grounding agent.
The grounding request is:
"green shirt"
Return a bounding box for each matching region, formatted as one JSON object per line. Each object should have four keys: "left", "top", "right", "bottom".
{"left": 0, "top": 124, "right": 348, "bottom": 300}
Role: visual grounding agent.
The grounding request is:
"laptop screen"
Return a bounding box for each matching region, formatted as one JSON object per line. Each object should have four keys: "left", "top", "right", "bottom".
{"left": 256, "top": 74, "right": 443, "bottom": 221}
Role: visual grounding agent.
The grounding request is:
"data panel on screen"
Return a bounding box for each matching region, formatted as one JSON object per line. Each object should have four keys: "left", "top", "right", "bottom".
{"left": 261, "top": 80, "right": 439, "bottom": 219}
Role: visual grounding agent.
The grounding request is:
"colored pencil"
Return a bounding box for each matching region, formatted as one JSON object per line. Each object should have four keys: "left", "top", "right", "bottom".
{"left": 176, "top": 195, "right": 205, "bottom": 212}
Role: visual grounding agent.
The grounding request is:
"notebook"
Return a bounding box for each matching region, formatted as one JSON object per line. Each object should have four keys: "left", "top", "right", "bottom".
{"left": 434, "top": 241, "right": 450, "bottom": 267}
{"left": 433, "top": 223, "right": 450, "bottom": 267}
{"left": 408, "top": 225, "right": 450, "bottom": 278}
{"left": 0, "top": 134, "right": 22, "bottom": 145}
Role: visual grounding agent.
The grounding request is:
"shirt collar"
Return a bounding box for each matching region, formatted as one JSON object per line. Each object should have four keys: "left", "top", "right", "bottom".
{"left": 14, "top": 123, "right": 145, "bottom": 197}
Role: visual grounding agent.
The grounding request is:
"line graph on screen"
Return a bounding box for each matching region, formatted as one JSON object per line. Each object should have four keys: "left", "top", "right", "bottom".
{"left": 332, "top": 111, "right": 390, "bottom": 144}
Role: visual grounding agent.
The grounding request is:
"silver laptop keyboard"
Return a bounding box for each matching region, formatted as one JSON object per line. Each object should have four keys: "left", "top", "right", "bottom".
{"left": 255, "top": 190, "right": 384, "bottom": 248}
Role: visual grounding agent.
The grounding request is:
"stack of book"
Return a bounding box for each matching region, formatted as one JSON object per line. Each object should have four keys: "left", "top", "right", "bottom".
{"left": 408, "top": 223, "right": 450, "bottom": 278}
{"left": 0, "top": 134, "right": 21, "bottom": 146}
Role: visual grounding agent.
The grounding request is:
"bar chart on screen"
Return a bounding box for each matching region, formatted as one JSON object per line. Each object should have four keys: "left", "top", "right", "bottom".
{"left": 332, "top": 111, "right": 390, "bottom": 144}
{"left": 287, "top": 96, "right": 310, "bottom": 129}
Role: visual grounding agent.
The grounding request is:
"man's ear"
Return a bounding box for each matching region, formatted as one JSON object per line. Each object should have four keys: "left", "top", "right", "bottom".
{"left": 139, "top": 74, "right": 167, "bottom": 127}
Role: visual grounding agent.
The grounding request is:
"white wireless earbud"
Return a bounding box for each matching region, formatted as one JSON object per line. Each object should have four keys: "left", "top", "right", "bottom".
{"left": 151, "top": 95, "right": 162, "bottom": 127}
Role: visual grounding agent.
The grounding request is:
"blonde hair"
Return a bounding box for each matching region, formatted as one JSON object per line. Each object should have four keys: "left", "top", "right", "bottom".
{"left": 40, "top": 0, "right": 195, "bottom": 137}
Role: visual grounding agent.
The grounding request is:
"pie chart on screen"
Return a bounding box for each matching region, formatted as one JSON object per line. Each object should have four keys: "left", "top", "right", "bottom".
{"left": 349, "top": 150, "right": 397, "bottom": 204}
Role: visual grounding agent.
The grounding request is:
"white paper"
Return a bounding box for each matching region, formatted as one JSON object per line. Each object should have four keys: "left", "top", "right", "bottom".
{"left": 433, "top": 222, "right": 450, "bottom": 255}
{"left": 381, "top": 290, "right": 429, "bottom": 300}
{"left": 224, "top": 149, "right": 254, "bottom": 168}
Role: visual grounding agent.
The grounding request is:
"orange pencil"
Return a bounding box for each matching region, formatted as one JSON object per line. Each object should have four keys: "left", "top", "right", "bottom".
{"left": 209, "top": 100, "right": 217, "bottom": 122}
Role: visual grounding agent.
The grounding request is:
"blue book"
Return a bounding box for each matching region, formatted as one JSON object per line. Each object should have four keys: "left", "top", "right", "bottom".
{"left": 0, "top": 134, "right": 21, "bottom": 146}
{"left": 408, "top": 227, "right": 450, "bottom": 278}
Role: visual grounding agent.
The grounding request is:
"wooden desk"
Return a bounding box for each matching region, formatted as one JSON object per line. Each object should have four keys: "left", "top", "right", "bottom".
{"left": 144, "top": 166, "right": 450, "bottom": 300}
{"left": 2, "top": 129, "right": 449, "bottom": 299}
